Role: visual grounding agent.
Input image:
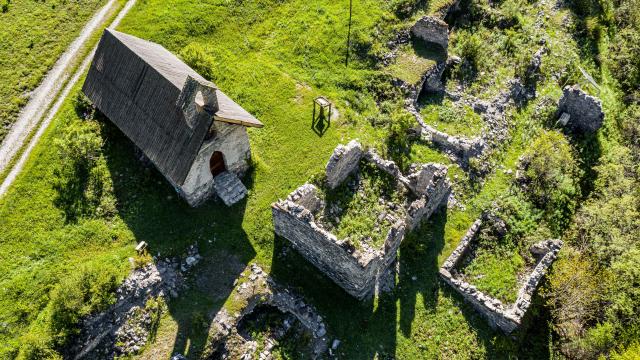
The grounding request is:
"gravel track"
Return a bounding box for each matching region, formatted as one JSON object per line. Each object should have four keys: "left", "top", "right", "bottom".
{"left": 0, "top": 0, "right": 137, "bottom": 197}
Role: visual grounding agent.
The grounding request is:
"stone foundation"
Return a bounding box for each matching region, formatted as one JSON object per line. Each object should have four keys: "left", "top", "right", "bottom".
{"left": 273, "top": 142, "right": 450, "bottom": 299}
{"left": 439, "top": 215, "right": 563, "bottom": 334}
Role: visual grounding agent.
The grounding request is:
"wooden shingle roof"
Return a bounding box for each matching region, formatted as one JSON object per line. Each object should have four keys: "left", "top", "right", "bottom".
{"left": 82, "top": 29, "right": 262, "bottom": 186}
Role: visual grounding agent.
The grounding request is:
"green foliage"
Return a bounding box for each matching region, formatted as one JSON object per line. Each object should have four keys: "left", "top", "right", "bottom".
{"left": 52, "top": 120, "right": 115, "bottom": 221}
{"left": 420, "top": 100, "right": 485, "bottom": 137}
{"left": 462, "top": 248, "right": 525, "bottom": 303}
{"left": 323, "top": 161, "right": 406, "bottom": 249}
{"left": 456, "top": 31, "right": 484, "bottom": 69}
{"left": 611, "top": 342, "right": 640, "bottom": 360}
{"left": 519, "top": 130, "right": 581, "bottom": 234}
{"left": 544, "top": 250, "right": 610, "bottom": 359}
{"left": 609, "top": 29, "right": 640, "bottom": 93}
{"left": 14, "top": 265, "right": 118, "bottom": 358}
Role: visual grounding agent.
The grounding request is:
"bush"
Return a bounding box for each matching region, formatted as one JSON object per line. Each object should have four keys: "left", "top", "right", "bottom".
{"left": 518, "top": 131, "right": 581, "bottom": 234}
{"left": 457, "top": 32, "right": 484, "bottom": 68}
{"left": 16, "top": 265, "right": 118, "bottom": 358}
{"left": 544, "top": 250, "right": 610, "bottom": 359}
{"left": 52, "top": 121, "right": 115, "bottom": 220}
{"left": 609, "top": 29, "right": 640, "bottom": 93}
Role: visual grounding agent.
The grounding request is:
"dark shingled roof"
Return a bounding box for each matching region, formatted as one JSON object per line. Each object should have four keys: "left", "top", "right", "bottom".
{"left": 82, "top": 29, "right": 262, "bottom": 186}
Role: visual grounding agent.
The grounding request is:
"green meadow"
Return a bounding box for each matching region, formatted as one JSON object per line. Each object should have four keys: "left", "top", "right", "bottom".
{"left": 0, "top": 0, "right": 639, "bottom": 358}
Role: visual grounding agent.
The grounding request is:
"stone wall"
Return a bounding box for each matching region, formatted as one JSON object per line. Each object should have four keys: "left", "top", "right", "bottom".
{"left": 439, "top": 216, "right": 563, "bottom": 334}
{"left": 272, "top": 197, "right": 403, "bottom": 299}
{"left": 273, "top": 142, "right": 450, "bottom": 300}
{"left": 325, "top": 140, "right": 363, "bottom": 189}
{"left": 180, "top": 120, "right": 251, "bottom": 206}
{"left": 411, "top": 16, "right": 449, "bottom": 50}
{"left": 420, "top": 125, "right": 485, "bottom": 160}
{"left": 557, "top": 85, "right": 604, "bottom": 133}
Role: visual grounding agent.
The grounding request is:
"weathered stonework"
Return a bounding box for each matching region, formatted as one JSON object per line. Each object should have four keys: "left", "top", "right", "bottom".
{"left": 325, "top": 140, "right": 363, "bottom": 189}
{"left": 557, "top": 85, "right": 604, "bottom": 133}
{"left": 273, "top": 143, "right": 450, "bottom": 299}
{"left": 439, "top": 216, "right": 563, "bottom": 334}
{"left": 180, "top": 120, "right": 251, "bottom": 206}
{"left": 411, "top": 16, "right": 449, "bottom": 51}
{"left": 203, "top": 264, "right": 328, "bottom": 359}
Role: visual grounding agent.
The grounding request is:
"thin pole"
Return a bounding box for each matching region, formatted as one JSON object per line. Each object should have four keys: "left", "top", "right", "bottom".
{"left": 345, "top": 0, "right": 352, "bottom": 67}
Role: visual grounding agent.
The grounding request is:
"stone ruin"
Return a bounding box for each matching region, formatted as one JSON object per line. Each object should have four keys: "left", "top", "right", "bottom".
{"left": 439, "top": 214, "right": 563, "bottom": 334}
{"left": 203, "top": 264, "right": 328, "bottom": 359}
{"left": 557, "top": 85, "right": 604, "bottom": 133}
{"left": 411, "top": 16, "right": 449, "bottom": 51}
{"left": 272, "top": 140, "right": 451, "bottom": 299}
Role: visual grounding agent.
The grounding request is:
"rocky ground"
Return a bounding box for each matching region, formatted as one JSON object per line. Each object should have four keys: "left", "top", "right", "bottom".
{"left": 66, "top": 245, "right": 204, "bottom": 359}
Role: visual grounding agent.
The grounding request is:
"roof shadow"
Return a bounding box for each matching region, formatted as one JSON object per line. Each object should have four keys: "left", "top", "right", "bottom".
{"left": 101, "top": 118, "right": 256, "bottom": 359}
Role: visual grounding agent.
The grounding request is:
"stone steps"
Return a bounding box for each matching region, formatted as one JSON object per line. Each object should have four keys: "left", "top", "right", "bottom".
{"left": 213, "top": 171, "right": 247, "bottom": 206}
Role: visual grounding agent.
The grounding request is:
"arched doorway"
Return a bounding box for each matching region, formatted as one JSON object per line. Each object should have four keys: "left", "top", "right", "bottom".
{"left": 210, "top": 151, "right": 226, "bottom": 177}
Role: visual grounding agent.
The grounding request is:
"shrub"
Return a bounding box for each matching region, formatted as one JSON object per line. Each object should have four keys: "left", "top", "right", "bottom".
{"left": 544, "top": 250, "right": 610, "bottom": 359}
{"left": 609, "top": 29, "right": 640, "bottom": 93}
{"left": 52, "top": 121, "right": 115, "bottom": 220}
{"left": 457, "top": 32, "right": 484, "bottom": 68}
{"left": 518, "top": 131, "right": 581, "bottom": 234}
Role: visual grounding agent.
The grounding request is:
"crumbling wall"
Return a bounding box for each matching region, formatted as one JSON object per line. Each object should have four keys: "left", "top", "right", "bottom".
{"left": 274, "top": 143, "right": 451, "bottom": 300}
{"left": 272, "top": 199, "right": 389, "bottom": 299}
{"left": 180, "top": 121, "right": 251, "bottom": 206}
{"left": 439, "top": 217, "right": 563, "bottom": 334}
{"left": 421, "top": 125, "right": 485, "bottom": 160}
{"left": 325, "top": 140, "right": 363, "bottom": 189}
{"left": 557, "top": 85, "right": 604, "bottom": 133}
{"left": 411, "top": 16, "right": 449, "bottom": 51}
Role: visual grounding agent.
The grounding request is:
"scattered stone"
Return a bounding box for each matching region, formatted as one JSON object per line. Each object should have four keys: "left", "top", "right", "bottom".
{"left": 67, "top": 259, "right": 184, "bottom": 359}
{"left": 332, "top": 339, "right": 341, "bottom": 350}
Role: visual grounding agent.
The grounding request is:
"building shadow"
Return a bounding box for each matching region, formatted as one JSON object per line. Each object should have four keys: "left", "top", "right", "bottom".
{"left": 269, "top": 234, "right": 398, "bottom": 359}
{"left": 397, "top": 208, "right": 446, "bottom": 337}
{"left": 101, "top": 119, "right": 256, "bottom": 359}
{"left": 268, "top": 206, "right": 448, "bottom": 358}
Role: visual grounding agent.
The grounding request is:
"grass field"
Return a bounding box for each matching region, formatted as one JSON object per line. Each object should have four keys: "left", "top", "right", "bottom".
{"left": 0, "top": 0, "right": 107, "bottom": 142}
{"left": 0, "top": 0, "right": 631, "bottom": 358}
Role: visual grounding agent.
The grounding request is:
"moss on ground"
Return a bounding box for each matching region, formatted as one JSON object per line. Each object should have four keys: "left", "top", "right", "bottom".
{"left": 319, "top": 161, "right": 409, "bottom": 250}
{"left": 419, "top": 97, "right": 486, "bottom": 137}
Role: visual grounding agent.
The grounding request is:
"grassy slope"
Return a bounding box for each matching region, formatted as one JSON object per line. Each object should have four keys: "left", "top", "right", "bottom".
{"left": 0, "top": 0, "right": 106, "bottom": 141}
{"left": 0, "top": 0, "right": 623, "bottom": 358}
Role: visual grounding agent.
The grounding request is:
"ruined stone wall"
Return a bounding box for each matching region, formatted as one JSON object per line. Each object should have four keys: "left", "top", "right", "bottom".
{"left": 364, "top": 150, "right": 451, "bottom": 230}
{"left": 439, "top": 217, "right": 563, "bottom": 334}
{"left": 180, "top": 121, "right": 251, "bottom": 206}
{"left": 410, "top": 16, "right": 449, "bottom": 50}
{"left": 276, "top": 143, "right": 450, "bottom": 300}
{"left": 272, "top": 200, "right": 385, "bottom": 299}
{"left": 557, "top": 85, "right": 604, "bottom": 133}
{"left": 325, "top": 140, "right": 363, "bottom": 189}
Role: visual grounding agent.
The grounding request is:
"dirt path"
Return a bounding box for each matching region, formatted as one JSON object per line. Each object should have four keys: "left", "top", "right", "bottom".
{"left": 0, "top": 0, "right": 137, "bottom": 197}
